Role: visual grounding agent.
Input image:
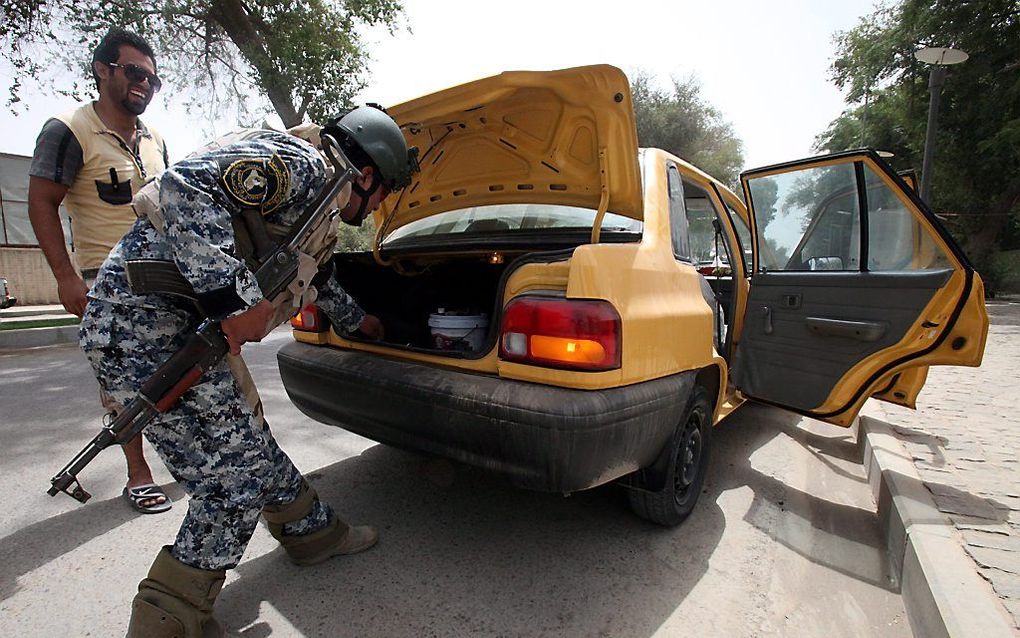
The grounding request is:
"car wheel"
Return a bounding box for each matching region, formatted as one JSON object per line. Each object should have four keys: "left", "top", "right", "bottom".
{"left": 628, "top": 385, "right": 712, "bottom": 527}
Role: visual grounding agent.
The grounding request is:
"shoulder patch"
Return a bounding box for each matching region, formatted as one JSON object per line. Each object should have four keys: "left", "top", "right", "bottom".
{"left": 220, "top": 153, "right": 291, "bottom": 214}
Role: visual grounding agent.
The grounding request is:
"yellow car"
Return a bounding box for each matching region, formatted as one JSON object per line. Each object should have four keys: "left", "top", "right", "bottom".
{"left": 278, "top": 65, "right": 988, "bottom": 526}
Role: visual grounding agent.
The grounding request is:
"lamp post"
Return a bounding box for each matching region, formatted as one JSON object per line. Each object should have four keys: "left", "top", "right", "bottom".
{"left": 915, "top": 46, "right": 968, "bottom": 205}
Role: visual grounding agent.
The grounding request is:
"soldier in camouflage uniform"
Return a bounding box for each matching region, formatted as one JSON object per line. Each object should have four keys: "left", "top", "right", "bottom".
{"left": 78, "top": 107, "right": 416, "bottom": 637}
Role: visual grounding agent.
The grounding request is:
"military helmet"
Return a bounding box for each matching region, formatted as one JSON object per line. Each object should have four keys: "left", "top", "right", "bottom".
{"left": 325, "top": 105, "right": 418, "bottom": 191}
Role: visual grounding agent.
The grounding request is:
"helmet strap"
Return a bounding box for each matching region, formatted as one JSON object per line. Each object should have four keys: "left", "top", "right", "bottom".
{"left": 344, "top": 178, "right": 381, "bottom": 227}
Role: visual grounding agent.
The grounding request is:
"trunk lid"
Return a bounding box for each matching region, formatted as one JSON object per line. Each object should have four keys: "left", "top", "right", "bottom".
{"left": 376, "top": 65, "right": 643, "bottom": 238}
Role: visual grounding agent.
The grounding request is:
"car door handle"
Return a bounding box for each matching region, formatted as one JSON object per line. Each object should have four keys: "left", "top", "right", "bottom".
{"left": 805, "top": 317, "right": 887, "bottom": 342}
{"left": 762, "top": 305, "right": 773, "bottom": 335}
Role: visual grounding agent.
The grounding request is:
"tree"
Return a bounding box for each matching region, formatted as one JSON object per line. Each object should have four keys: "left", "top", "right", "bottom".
{"left": 815, "top": 0, "right": 1020, "bottom": 284}
{"left": 1, "top": 0, "right": 404, "bottom": 126}
{"left": 335, "top": 216, "right": 376, "bottom": 252}
{"left": 629, "top": 70, "right": 744, "bottom": 187}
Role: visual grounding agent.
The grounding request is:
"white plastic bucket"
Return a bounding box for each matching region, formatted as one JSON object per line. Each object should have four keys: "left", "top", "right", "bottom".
{"left": 428, "top": 311, "right": 489, "bottom": 352}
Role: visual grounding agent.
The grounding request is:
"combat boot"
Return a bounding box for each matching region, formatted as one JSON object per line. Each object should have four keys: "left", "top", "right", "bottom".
{"left": 126, "top": 546, "right": 229, "bottom": 638}
{"left": 262, "top": 478, "right": 378, "bottom": 566}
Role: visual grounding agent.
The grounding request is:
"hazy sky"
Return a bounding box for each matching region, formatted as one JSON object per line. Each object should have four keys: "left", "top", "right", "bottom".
{"left": 0, "top": 0, "right": 878, "bottom": 170}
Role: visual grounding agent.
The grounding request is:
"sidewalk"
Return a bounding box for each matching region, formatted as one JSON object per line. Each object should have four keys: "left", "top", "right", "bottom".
{"left": 862, "top": 300, "right": 1020, "bottom": 635}
{"left": 0, "top": 304, "right": 79, "bottom": 349}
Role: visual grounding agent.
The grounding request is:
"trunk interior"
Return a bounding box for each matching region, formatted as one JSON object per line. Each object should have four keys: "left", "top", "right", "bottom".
{"left": 329, "top": 251, "right": 521, "bottom": 356}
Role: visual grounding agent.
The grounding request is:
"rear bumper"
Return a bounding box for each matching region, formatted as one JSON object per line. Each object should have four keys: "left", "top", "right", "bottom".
{"left": 278, "top": 341, "right": 694, "bottom": 492}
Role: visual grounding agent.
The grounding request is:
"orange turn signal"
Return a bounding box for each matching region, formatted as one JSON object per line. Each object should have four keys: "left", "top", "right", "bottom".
{"left": 530, "top": 335, "right": 607, "bottom": 365}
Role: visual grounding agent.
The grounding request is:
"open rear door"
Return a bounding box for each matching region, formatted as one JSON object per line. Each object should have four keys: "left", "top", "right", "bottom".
{"left": 731, "top": 150, "right": 988, "bottom": 426}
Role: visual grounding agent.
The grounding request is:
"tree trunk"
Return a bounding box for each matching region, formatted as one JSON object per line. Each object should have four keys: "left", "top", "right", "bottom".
{"left": 210, "top": 0, "right": 301, "bottom": 127}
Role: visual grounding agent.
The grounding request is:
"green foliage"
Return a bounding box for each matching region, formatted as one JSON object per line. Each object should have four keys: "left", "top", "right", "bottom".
{"left": 816, "top": 0, "right": 1020, "bottom": 272}
{"left": 1, "top": 0, "right": 404, "bottom": 126}
{"left": 991, "top": 248, "right": 1020, "bottom": 294}
{"left": 629, "top": 70, "right": 744, "bottom": 187}
{"left": 335, "top": 216, "right": 376, "bottom": 252}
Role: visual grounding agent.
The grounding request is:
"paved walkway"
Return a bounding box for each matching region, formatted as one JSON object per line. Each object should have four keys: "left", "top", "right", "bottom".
{"left": 0, "top": 304, "right": 68, "bottom": 322}
{"left": 865, "top": 300, "right": 1020, "bottom": 630}
{"left": 0, "top": 305, "right": 78, "bottom": 349}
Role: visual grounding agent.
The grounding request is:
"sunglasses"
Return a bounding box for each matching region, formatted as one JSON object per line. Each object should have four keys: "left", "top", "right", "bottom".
{"left": 106, "top": 62, "right": 162, "bottom": 93}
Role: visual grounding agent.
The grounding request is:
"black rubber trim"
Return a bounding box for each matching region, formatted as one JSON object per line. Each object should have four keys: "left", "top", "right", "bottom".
{"left": 741, "top": 148, "right": 882, "bottom": 179}
{"left": 855, "top": 161, "right": 869, "bottom": 271}
{"left": 379, "top": 231, "right": 639, "bottom": 256}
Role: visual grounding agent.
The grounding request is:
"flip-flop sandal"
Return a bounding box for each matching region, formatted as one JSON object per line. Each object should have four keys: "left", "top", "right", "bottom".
{"left": 123, "top": 483, "right": 173, "bottom": 514}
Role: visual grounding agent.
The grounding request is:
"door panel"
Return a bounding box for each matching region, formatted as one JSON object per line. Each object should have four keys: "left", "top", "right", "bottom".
{"left": 732, "top": 270, "right": 950, "bottom": 412}
{"left": 734, "top": 151, "right": 988, "bottom": 426}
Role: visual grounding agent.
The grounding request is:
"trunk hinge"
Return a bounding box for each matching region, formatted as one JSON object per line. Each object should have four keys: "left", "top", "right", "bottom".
{"left": 372, "top": 200, "right": 402, "bottom": 267}
{"left": 371, "top": 217, "right": 393, "bottom": 267}
{"left": 590, "top": 147, "right": 610, "bottom": 244}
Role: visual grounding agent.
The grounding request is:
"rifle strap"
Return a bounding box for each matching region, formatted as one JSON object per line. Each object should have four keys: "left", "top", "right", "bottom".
{"left": 125, "top": 260, "right": 197, "bottom": 301}
{"left": 125, "top": 259, "right": 257, "bottom": 319}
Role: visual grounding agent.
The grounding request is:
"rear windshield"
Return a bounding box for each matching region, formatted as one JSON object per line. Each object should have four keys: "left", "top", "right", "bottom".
{"left": 382, "top": 204, "right": 643, "bottom": 245}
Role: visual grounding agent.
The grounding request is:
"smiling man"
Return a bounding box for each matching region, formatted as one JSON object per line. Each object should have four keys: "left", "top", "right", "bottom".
{"left": 28, "top": 28, "right": 172, "bottom": 515}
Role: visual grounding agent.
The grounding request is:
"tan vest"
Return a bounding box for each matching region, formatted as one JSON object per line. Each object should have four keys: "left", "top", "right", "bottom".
{"left": 56, "top": 103, "right": 167, "bottom": 269}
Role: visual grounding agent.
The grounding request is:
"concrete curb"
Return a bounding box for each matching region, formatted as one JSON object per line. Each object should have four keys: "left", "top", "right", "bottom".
{"left": 858, "top": 415, "right": 1015, "bottom": 637}
{"left": 0, "top": 324, "right": 79, "bottom": 349}
{"left": 0, "top": 305, "right": 66, "bottom": 318}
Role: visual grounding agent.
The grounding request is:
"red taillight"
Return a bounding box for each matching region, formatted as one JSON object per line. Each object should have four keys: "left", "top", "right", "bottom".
{"left": 499, "top": 296, "right": 621, "bottom": 371}
{"left": 290, "top": 303, "right": 327, "bottom": 332}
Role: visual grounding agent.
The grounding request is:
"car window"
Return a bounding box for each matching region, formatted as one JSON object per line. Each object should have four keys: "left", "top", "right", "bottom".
{"left": 382, "top": 204, "right": 643, "bottom": 244}
{"left": 723, "top": 202, "right": 753, "bottom": 276}
{"left": 745, "top": 161, "right": 953, "bottom": 273}
{"left": 667, "top": 164, "right": 691, "bottom": 261}
{"left": 683, "top": 180, "right": 727, "bottom": 267}
{"left": 746, "top": 163, "right": 860, "bottom": 272}
{"left": 864, "top": 165, "right": 952, "bottom": 271}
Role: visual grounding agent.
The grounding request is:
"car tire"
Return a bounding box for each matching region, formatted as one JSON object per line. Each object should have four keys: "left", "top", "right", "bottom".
{"left": 628, "top": 384, "right": 712, "bottom": 527}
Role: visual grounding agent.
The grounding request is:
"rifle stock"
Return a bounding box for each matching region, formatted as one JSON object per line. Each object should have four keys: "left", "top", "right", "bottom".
{"left": 48, "top": 322, "right": 228, "bottom": 502}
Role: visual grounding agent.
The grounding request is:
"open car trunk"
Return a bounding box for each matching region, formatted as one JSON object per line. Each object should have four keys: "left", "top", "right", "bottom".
{"left": 326, "top": 222, "right": 645, "bottom": 357}
{"left": 329, "top": 250, "right": 523, "bottom": 356}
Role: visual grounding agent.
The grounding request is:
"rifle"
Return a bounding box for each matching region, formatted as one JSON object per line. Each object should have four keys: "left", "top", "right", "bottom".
{"left": 48, "top": 133, "right": 361, "bottom": 503}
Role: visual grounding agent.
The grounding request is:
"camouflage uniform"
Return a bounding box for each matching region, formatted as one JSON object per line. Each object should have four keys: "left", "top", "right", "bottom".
{"left": 80, "top": 131, "right": 365, "bottom": 571}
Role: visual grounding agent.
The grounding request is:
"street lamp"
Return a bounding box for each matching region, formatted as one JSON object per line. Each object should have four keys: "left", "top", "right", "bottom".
{"left": 915, "top": 46, "right": 968, "bottom": 205}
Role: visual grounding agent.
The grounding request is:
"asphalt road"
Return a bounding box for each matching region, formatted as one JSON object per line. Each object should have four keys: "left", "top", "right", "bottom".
{"left": 0, "top": 328, "right": 910, "bottom": 637}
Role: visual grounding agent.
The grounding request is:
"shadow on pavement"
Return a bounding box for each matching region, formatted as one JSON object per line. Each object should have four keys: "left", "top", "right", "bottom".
{"left": 714, "top": 404, "right": 900, "bottom": 592}
{"left": 215, "top": 400, "right": 918, "bottom": 636}
{"left": 0, "top": 482, "right": 181, "bottom": 601}
{"left": 219, "top": 442, "right": 726, "bottom": 638}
